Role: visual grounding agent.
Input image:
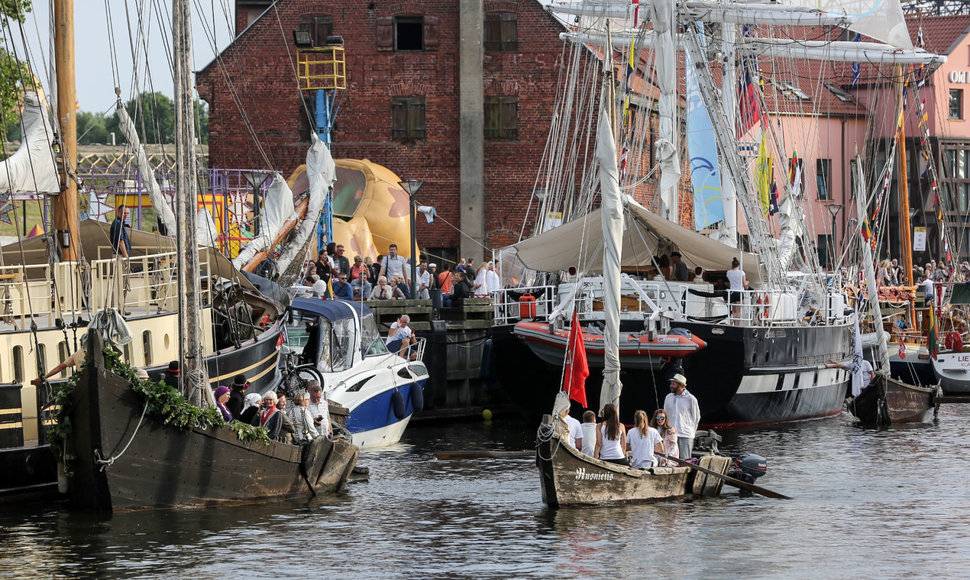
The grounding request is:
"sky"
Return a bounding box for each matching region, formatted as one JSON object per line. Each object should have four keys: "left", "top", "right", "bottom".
{"left": 19, "top": 1, "right": 236, "bottom": 114}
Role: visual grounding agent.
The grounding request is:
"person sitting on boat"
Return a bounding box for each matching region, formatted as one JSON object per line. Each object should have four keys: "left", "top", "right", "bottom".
{"left": 827, "top": 357, "right": 875, "bottom": 398}
{"left": 920, "top": 273, "right": 934, "bottom": 302}
{"left": 288, "top": 392, "right": 320, "bottom": 443}
{"left": 580, "top": 410, "right": 597, "bottom": 456}
{"left": 213, "top": 385, "right": 233, "bottom": 422}
{"left": 726, "top": 257, "right": 748, "bottom": 323}
{"left": 627, "top": 410, "right": 664, "bottom": 469}
{"left": 387, "top": 315, "right": 414, "bottom": 357}
{"left": 239, "top": 392, "right": 262, "bottom": 425}
{"left": 251, "top": 391, "right": 284, "bottom": 440}
{"left": 307, "top": 382, "right": 332, "bottom": 437}
{"left": 664, "top": 374, "right": 700, "bottom": 460}
{"left": 594, "top": 404, "right": 629, "bottom": 466}
{"left": 650, "top": 409, "right": 678, "bottom": 466}
{"left": 332, "top": 273, "right": 354, "bottom": 301}
{"left": 276, "top": 395, "right": 297, "bottom": 444}
{"left": 877, "top": 259, "right": 893, "bottom": 289}
{"left": 672, "top": 252, "right": 689, "bottom": 282}
{"left": 226, "top": 374, "right": 248, "bottom": 418}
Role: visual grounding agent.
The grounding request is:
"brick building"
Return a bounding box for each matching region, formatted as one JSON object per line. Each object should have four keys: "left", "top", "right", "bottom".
{"left": 198, "top": 0, "right": 571, "bottom": 262}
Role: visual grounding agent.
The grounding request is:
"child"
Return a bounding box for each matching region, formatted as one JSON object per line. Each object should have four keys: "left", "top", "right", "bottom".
{"left": 580, "top": 410, "right": 597, "bottom": 457}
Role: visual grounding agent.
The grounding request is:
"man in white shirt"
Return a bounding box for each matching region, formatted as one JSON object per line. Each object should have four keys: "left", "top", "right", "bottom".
{"left": 306, "top": 382, "right": 332, "bottom": 437}
{"left": 663, "top": 373, "right": 701, "bottom": 460}
{"left": 563, "top": 413, "right": 583, "bottom": 451}
{"left": 379, "top": 243, "right": 409, "bottom": 288}
{"left": 416, "top": 260, "right": 431, "bottom": 300}
{"left": 387, "top": 314, "right": 414, "bottom": 356}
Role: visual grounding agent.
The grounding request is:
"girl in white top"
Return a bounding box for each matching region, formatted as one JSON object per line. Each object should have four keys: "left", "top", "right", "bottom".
{"left": 594, "top": 404, "right": 628, "bottom": 465}
{"left": 473, "top": 263, "right": 489, "bottom": 296}
{"left": 726, "top": 257, "right": 748, "bottom": 322}
{"left": 627, "top": 410, "right": 664, "bottom": 469}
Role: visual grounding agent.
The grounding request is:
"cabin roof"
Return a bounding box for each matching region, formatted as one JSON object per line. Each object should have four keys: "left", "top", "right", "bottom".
{"left": 290, "top": 297, "right": 372, "bottom": 321}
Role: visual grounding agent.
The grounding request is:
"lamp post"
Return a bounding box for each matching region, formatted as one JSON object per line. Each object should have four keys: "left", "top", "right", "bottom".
{"left": 399, "top": 179, "right": 423, "bottom": 298}
{"left": 826, "top": 203, "right": 843, "bottom": 270}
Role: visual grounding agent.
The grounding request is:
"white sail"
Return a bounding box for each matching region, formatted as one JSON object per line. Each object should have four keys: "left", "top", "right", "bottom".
{"left": 231, "top": 173, "right": 296, "bottom": 269}
{"left": 276, "top": 133, "right": 337, "bottom": 274}
{"left": 0, "top": 91, "right": 61, "bottom": 195}
{"left": 781, "top": 0, "right": 912, "bottom": 50}
{"left": 196, "top": 207, "right": 218, "bottom": 247}
{"left": 651, "top": 0, "right": 681, "bottom": 221}
{"left": 596, "top": 105, "right": 624, "bottom": 412}
{"left": 116, "top": 100, "right": 177, "bottom": 235}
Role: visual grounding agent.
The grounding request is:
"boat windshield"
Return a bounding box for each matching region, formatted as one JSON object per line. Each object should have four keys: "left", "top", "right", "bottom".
{"left": 360, "top": 312, "right": 389, "bottom": 357}
{"left": 330, "top": 318, "right": 355, "bottom": 372}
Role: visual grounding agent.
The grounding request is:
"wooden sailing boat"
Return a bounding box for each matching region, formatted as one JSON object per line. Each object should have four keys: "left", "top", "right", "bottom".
{"left": 536, "top": 44, "right": 730, "bottom": 507}
{"left": 61, "top": 0, "right": 358, "bottom": 510}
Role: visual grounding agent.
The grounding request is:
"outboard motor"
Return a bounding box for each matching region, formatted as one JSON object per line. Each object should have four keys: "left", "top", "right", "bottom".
{"left": 728, "top": 454, "right": 767, "bottom": 484}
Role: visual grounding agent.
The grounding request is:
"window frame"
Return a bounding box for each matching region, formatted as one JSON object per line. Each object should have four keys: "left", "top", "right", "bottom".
{"left": 950, "top": 88, "right": 964, "bottom": 120}
{"left": 816, "top": 158, "right": 831, "bottom": 201}
{"left": 391, "top": 96, "right": 427, "bottom": 141}
{"left": 394, "top": 15, "right": 425, "bottom": 51}
{"left": 484, "top": 95, "right": 519, "bottom": 140}
{"left": 299, "top": 14, "right": 334, "bottom": 47}
{"left": 484, "top": 12, "right": 518, "bottom": 51}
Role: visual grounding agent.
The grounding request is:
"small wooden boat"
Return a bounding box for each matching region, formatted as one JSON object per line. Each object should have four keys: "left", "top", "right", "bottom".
{"left": 536, "top": 415, "right": 730, "bottom": 508}
{"left": 514, "top": 321, "right": 706, "bottom": 369}
{"left": 847, "top": 372, "right": 938, "bottom": 427}
{"left": 65, "top": 333, "right": 359, "bottom": 511}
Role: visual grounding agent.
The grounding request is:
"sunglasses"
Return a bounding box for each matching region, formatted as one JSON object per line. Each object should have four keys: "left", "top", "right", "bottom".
{"left": 656, "top": 416, "right": 666, "bottom": 420}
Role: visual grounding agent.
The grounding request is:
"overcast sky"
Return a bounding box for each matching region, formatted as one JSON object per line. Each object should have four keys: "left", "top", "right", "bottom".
{"left": 21, "top": 1, "right": 236, "bottom": 114}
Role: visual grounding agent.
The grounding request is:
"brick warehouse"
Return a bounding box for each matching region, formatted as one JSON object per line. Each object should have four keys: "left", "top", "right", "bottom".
{"left": 198, "top": 0, "right": 577, "bottom": 262}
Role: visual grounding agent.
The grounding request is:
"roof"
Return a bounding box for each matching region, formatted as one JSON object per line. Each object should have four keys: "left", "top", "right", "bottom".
{"left": 906, "top": 14, "right": 970, "bottom": 55}
{"left": 290, "top": 297, "right": 372, "bottom": 322}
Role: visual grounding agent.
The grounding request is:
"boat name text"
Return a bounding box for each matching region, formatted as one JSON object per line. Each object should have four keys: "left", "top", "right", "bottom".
{"left": 575, "top": 468, "right": 614, "bottom": 481}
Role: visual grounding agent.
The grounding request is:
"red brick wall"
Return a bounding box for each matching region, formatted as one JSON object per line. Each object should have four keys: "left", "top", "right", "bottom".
{"left": 201, "top": 1, "right": 567, "bottom": 252}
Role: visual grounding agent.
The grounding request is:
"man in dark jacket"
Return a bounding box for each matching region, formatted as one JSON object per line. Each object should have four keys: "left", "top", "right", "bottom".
{"left": 226, "top": 374, "right": 248, "bottom": 418}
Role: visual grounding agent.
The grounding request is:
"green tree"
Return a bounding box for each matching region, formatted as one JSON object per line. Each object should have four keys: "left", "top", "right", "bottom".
{"left": 194, "top": 98, "right": 209, "bottom": 145}
{"left": 0, "top": 1, "right": 34, "bottom": 153}
{"left": 116, "top": 91, "right": 175, "bottom": 144}
{"left": 77, "top": 110, "right": 109, "bottom": 144}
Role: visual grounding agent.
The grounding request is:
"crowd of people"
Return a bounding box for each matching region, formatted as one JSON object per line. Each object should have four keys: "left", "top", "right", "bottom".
{"left": 876, "top": 256, "right": 970, "bottom": 288}
{"left": 297, "top": 243, "right": 505, "bottom": 307}
{"left": 559, "top": 373, "right": 701, "bottom": 468}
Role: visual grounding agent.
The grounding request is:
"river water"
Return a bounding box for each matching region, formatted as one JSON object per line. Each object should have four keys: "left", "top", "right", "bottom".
{"left": 2, "top": 404, "right": 970, "bottom": 579}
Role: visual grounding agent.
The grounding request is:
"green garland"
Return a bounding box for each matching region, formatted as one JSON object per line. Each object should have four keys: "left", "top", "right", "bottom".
{"left": 48, "top": 347, "right": 270, "bottom": 459}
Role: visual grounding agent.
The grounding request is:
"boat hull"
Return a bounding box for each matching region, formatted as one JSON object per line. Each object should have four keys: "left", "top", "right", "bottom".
{"left": 932, "top": 352, "right": 970, "bottom": 395}
{"left": 672, "top": 320, "right": 853, "bottom": 427}
{"left": 66, "top": 334, "right": 357, "bottom": 511}
{"left": 848, "top": 373, "right": 937, "bottom": 427}
{"left": 328, "top": 364, "right": 428, "bottom": 449}
{"left": 536, "top": 417, "right": 728, "bottom": 508}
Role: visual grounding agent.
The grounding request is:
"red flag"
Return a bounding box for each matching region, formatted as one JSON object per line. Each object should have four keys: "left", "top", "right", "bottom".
{"left": 562, "top": 311, "right": 589, "bottom": 408}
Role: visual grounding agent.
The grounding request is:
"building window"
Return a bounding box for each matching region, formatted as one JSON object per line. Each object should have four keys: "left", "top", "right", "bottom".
{"left": 484, "top": 96, "right": 518, "bottom": 139}
{"left": 299, "top": 14, "right": 333, "bottom": 47}
{"left": 817, "top": 235, "right": 832, "bottom": 269}
{"left": 950, "top": 89, "right": 964, "bottom": 119}
{"left": 395, "top": 16, "right": 424, "bottom": 51}
{"left": 484, "top": 13, "right": 517, "bottom": 51}
{"left": 848, "top": 159, "right": 857, "bottom": 199}
{"left": 391, "top": 96, "right": 426, "bottom": 140}
{"left": 816, "top": 158, "right": 831, "bottom": 200}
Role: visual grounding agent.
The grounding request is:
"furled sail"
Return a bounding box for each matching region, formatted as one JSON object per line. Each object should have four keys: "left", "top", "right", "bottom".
{"left": 650, "top": 0, "right": 681, "bottom": 220}
{"left": 596, "top": 105, "right": 624, "bottom": 413}
{"left": 276, "top": 133, "right": 337, "bottom": 274}
{"left": 231, "top": 173, "right": 296, "bottom": 269}
{"left": 780, "top": 0, "right": 913, "bottom": 50}
{"left": 116, "top": 99, "right": 176, "bottom": 235}
{"left": 0, "top": 91, "right": 61, "bottom": 195}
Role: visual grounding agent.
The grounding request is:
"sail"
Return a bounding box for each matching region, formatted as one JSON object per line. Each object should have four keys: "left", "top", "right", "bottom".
{"left": 116, "top": 100, "right": 177, "bottom": 235}
{"left": 686, "top": 35, "right": 723, "bottom": 231}
{"left": 0, "top": 91, "right": 61, "bottom": 195}
{"left": 596, "top": 106, "right": 624, "bottom": 413}
{"left": 780, "top": 0, "right": 913, "bottom": 51}
{"left": 651, "top": 0, "right": 681, "bottom": 220}
{"left": 276, "top": 133, "right": 337, "bottom": 274}
{"left": 231, "top": 173, "right": 296, "bottom": 269}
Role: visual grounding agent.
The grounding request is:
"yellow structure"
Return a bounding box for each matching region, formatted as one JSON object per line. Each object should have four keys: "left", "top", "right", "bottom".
{"left": 296, "top": 46, "right": 346, "bottom": 91}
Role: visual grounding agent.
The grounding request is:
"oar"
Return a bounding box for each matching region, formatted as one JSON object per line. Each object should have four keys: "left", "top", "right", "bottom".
{"left": 435, "top": 450, "right": 535, "bottom": 460}
{"left": 658, "top": 453, "right": 791, "bottom": 500}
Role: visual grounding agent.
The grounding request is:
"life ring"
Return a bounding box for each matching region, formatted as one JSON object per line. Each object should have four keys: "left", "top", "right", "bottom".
{"left": 761, "top": 293, "right": 770, "bottom": 321}
{"left": 410, "top": 384, "right": 425, "bottom": 413}
{"left": 391, "top": 389, "right": 407, "bottom": 420}
{"left": 945, "top": 330, "right": 963, "bottom": 352}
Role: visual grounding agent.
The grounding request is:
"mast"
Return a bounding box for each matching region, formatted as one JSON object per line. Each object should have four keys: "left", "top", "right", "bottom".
{"left": 719, "top": 22, "right": 738, "bottom": 247}
{"left": 173, "top": 0, "right": 205, "bottom": 404}
{"left": 53, "top": 0, "right": 79, "bottom": 260}
{"left": 894, "top": 64, "right": 916, "bottom": 331}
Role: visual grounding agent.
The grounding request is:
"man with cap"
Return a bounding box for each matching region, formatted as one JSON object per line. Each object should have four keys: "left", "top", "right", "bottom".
{"left": 164, "top": 360, "right": 180, "bottom": 389}
{"left": 671, "top": 252, "right": 689, "bottom": 281}
{"left": 663, "top": 373, "right": 700, "bottom": 459}
{"left": 227, "top": 374, "right": 249, "bottom": 418}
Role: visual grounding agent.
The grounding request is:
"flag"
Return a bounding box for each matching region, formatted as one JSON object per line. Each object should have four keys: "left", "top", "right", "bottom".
{"left": 755, "top": 133, "right": 773, "bottom": 216}
{"left": 898, "top": 338, "right": 906, "bottom": 359}
{"left": 769, "top": 182, "right": 779, "bottom": 216}
{"left": 850, "top": 33, "right": 862, "bottom": 88}
{"left": 738, "top": 58, "right": 761, "bottom": 137}
{"left": 928, "top": 294, "right": 938, "bottom": 360}
{"left": 562, "top": 311, "right": 589, "bottom": 407}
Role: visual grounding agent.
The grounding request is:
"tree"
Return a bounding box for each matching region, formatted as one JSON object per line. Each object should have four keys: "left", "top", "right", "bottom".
{"left": 0, "top": 2, "right": 35, "bottom": 153}
{"left": 77, "top": 111, "right": 109, "bottom": 144}
{"left": 194, "top": 99, "right": 209, "bottom": 144}
{"left": 117, "top": 92, "right": 175, "bottom": 144}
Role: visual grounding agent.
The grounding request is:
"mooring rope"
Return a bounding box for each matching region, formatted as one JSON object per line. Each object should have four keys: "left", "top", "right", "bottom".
{"left": 93, "top": 399, "right": 149, "bottom": 471}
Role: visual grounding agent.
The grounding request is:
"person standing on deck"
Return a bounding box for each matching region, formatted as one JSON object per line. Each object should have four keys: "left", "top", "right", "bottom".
{"left": 671, "top": 252, "right": 689, "bottom": 281}
{"left": 110, "top": 205, "right": 131, "bottom": 257}
{"left": 664, "top": 374, "right": 700, "bottom": 460}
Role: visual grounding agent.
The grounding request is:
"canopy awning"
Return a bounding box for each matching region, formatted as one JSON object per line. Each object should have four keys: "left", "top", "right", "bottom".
{"left": 290, "top": 297, "right": 372, "bottom": 322}
{"left": 512, "top": 200, "right": 765, "bottom": 286}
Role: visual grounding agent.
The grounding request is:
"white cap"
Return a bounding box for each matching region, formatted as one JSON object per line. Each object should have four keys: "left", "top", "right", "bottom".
{"left": 671, "top": 373, "right": 687, "bottom": 386}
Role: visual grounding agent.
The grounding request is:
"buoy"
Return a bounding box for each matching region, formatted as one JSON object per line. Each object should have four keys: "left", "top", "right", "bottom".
{"left": 410, "top": 383, "right": 425, "bottom": 413}
{"left": 945, "top": 330, "right": 963, "bottom": 352}
{"left": 391, "top": 389, "right": 407, "bottom": 420}
{"left": 482, "top": 408, "right": 493, "bottom": 421}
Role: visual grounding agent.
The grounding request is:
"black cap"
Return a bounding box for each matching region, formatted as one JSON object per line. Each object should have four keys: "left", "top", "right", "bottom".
{"left": 167, "top": 360, "right": 179, "bottom": 374}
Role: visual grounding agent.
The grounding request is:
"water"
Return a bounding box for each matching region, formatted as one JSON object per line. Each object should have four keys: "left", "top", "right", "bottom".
{"left": 3, "top": 406, "right": 970, "bottom": 578}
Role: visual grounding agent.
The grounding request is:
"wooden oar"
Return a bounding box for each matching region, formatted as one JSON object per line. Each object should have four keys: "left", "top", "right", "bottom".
{"left": 435, "top": 450, "right": 535, "bottom": 460}
{"left": 658, "top": 453, "right": 791, "bottom": 500}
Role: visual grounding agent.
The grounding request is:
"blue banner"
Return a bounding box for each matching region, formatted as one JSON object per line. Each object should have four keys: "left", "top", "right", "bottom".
{"left": 686, "top": 41, "right": 723, "bottom": 231}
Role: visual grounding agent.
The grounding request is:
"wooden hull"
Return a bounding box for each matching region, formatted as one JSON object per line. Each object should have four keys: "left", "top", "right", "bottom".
{"left": 848, "top": 373, "right": 937, "bottom": 427}
{"left": 536, "top": 417, "right": 729, "bottom": 508}
{"left": 66, "top": 333, "right": 358, "bottom": 511}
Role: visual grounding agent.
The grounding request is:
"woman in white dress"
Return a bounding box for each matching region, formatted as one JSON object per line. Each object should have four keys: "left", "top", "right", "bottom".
{"left": 473, "top": 263, "right": 489, "bottom": 296}
{"left": 627, "top": 410, "right": 664, "bottom": 468}
{"left": 594, "top": 404, "right": 628, "bottom": 466}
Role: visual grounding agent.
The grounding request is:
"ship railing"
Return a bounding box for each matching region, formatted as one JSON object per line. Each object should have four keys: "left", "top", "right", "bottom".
{"left": 491, "top": 285, "right": 558, "bottom": 326}
{"left": 0, "top": 262, "right": 58, "bottom": 328}
{"left": 87, "top": 249, "right": 213, "bottom": 315}
{"left": 385, "top": 335, "right": 427, "bottom": 361}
